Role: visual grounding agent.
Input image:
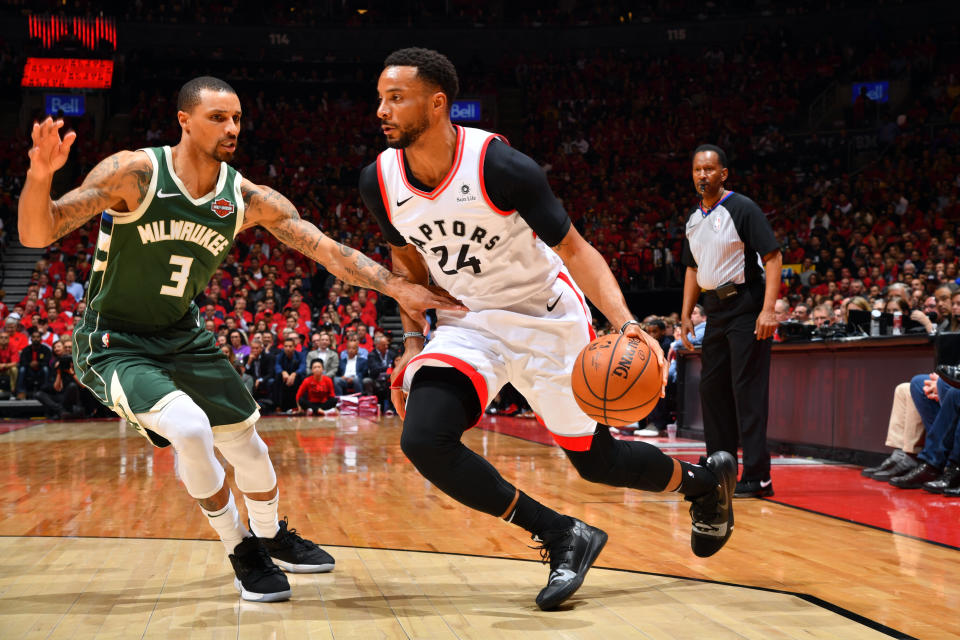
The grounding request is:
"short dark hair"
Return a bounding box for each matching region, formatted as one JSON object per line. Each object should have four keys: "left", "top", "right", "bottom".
{"left": 177, "top": 76, "right": 237, "bottom": 113}
{"left": 693, "top": 144, "right": 727, "bottom": 168}
{"left": 384, "top": 47, "right": 459, "bottom": 108}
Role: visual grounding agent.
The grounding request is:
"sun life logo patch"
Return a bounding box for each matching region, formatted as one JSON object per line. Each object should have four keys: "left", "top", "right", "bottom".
{"left": 456, "top": 182, "right": 477, "bottom": 204}
{"left": 211, "top": 198, "right": 235, "bottom": 218}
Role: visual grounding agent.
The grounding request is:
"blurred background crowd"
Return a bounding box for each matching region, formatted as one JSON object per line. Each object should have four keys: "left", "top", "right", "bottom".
{"left": 0, "top": 0, "right": 957, "bottom": 425}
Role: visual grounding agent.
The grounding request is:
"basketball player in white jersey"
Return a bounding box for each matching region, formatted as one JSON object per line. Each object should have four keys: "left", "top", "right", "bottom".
{"left": 358, "top": 48, "right": 738, "bottom": 610}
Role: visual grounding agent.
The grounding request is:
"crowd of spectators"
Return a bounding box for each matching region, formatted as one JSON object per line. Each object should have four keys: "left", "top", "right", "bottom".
{"left": 1, "top": 12, "right": 959, "bottom": 425}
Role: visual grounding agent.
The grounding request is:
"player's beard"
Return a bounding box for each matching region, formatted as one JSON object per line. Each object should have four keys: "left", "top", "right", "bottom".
{"left": 385, "top": 113, "right": 430, "bottom": 149}
{"left": 212, "top": 137, "right": 238, "bottom": 162}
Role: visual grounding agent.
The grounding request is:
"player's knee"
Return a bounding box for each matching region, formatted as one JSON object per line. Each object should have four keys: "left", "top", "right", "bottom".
{"left": 215, "top": 426, "right": 276, "bottom": 494}
{"left": 399, "top": 424, "right": 436, "bottom": 467}
{"left": 567, "top": 449, "right": 615, "bottom": 484}
{"left": 152, "top": 396, "right": 213, "bottom": 455}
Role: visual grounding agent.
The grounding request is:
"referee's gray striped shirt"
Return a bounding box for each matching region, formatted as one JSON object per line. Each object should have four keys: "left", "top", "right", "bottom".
{"left": 682, "top": 191, "right": 779, "bottom": 290}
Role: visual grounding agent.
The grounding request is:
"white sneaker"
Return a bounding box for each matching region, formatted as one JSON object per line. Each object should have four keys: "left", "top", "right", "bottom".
{"left": 325, "top": 408, "right": 338, "bottom": 416}
{"left": 634, "top": 427, "right": 660, "bottom": 437}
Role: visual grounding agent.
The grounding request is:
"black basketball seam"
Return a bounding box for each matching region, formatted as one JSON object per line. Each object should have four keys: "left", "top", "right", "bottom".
{"left": 573, "top": 388, "right": 660, "bottom": 414}
{"left": 601, "top": 333, "right": 623, "bottom": 426}
{"left": 578, "top": 344, "right": 605, "bottom": 401}
{"left": 605, "top": 339, "right": 654, "bottom": 402}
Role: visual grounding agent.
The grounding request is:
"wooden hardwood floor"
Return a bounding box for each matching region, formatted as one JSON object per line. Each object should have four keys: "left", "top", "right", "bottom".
{"left": 0, "top": 415, "right": 955, "bottom": 639}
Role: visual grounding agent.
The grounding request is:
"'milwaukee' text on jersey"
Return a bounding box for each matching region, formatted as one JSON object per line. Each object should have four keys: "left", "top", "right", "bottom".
{"left": 85, "top": 146, "right": 245, "bottom": 332}
{"left": 135, "top": 219, "right": 232, "bottom": 256}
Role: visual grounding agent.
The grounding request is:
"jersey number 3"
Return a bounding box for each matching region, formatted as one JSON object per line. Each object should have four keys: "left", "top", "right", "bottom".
{"left": 160, "top": 255, "right": 194, "bottom": 297}
{"left": 431, "top": 244, "right": 482, "bottom": 275}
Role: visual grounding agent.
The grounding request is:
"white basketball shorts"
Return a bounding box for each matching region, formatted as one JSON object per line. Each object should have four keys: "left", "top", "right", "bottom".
{"left": 397, "top": 269, "right": 598, "bottom": 450}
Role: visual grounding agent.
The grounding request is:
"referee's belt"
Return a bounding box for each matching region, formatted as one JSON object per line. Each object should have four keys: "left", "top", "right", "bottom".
{"left": 703, "top": 281, "right": 757, "bottom": 301}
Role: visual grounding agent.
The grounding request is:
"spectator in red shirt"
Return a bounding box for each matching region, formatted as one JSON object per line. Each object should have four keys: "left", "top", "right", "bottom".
{"left": 283, "top": 290, "right": 311, "bottom": 325}
{"left": 355, "top": 289, "right": 378, "bottom": 327}
{"left": 228, "top": 296, "right": 254, "bottom": 330}
{"left": 5, "top": 316, "right": 28, "bottom": 354}
{"left": 0, "top": 330, "right": 19, "bottom": 395}
{"left": 354, "top": 324, "right": 375, "bottom": 353}
{"left": 295, "top": 360, "right": 338, "bottom": 416}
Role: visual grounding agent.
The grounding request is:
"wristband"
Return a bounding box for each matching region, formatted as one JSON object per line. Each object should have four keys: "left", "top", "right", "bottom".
{"left": 620, "top": 320, "right": 641, "bottom": 333}
{"left": 402, "top": 331, "right": 425, "bottom": 341}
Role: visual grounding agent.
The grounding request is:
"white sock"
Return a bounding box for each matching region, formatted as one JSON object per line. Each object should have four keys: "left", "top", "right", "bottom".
{"left": 244, "top": 493, "right": 280, "bottom": 539}
{"left": 201, "top": 491, "right": 249, "bottom": 554}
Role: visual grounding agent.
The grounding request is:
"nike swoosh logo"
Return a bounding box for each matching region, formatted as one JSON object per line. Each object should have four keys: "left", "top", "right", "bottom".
{"left": 760, "top": 479, "right": 772, "bottom": 488}
{"left": 546, "top": 292, "right": 563, "bottom": 312}
{"left": 396, "top": 196, "right": 413, "bottom": 208}
{"left": 157, "top": 190, "right": 180, "bottom": 198}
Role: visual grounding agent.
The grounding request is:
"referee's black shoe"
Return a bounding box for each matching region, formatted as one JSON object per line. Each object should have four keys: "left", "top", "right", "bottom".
{"left": 532, "top": 518, "right": 608, "bottom": 610}
{"left": 688, "top": 451, "right": 737, "bottom": 558}
{"left": 734, "top": 478, "right": 775, "bottom": 498}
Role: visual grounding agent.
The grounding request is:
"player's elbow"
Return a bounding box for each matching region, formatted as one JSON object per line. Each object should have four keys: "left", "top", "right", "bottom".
{"left": 17, "top": 227, "right": 52, "bottom": 249}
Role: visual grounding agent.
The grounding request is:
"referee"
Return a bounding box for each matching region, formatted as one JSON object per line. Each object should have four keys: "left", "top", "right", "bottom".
{"left": 679, "top": 145, "right": 782, "bottom": 498}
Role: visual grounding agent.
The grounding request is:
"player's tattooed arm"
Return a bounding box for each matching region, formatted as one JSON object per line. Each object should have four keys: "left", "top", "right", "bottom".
{"left": 241, "top": 180, "right": 466, "bottom": 315}
{"left": 19, "top": 132, "right": 152, "bottom": 248}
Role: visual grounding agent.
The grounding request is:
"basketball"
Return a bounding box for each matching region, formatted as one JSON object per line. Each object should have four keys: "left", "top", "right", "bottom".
{"left": 571, "top": 333, "right": 662, "bottom": 427}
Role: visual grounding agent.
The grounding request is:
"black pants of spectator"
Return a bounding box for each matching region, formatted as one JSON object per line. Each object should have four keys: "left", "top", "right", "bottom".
{"left": 297, "top": 397, "right": 338, "bottom": 412}
{"left": 334, "top": 376, "right": 374, "bottom": 396}
{"left": 17, "top": 365, "right": 49, "bottom": 397}
{"left": 373, "top": 373, "right": 391, "bottom": 410}
{"left": 37, "top": 380, "right": 82, "bottom": 419}
{"left": 251, "top": 381, "right": 276, "bottom": 414}
{"left": 275, "top": 376, "right": 302, "bottom": 412}
{"left": 700, "top": 283, "right": 772, "bottom": 482}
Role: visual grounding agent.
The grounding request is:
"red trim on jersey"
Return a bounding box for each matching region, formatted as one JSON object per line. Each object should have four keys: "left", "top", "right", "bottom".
{"left": 534, "top": 414, "right": 594, "bottom": 451}
{"left": 375, "top": 153, "right": 392, "bottom": 222}
{"left": 479, "top": 134, "right": 515, "bottom": 217}
{"left": 556, "top": 272, "right": 597, "bottom": 340}
{"left": 392, "top": 352, "right": 488, "bottom": 427}
{"left": 397, "top": 125, "right": 465, "bottom": 200}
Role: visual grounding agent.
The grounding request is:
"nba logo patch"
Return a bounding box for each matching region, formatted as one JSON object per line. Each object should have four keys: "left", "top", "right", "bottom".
{"left": 712, "top": 215, "right": 723, "bottom": 233}
{"left": 101, "top": 333, "right": 110, "bottom": 348}
{"left": 211, "top": 198, "right": 235, "bottom": 218}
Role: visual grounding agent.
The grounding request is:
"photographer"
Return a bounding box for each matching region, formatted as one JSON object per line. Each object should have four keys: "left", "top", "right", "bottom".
{"left": 36, "top": 352, "right": 83, "bottom": 419}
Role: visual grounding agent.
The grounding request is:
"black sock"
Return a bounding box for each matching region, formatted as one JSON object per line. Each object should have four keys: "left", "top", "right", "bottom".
{"left": 507, "top": 491, "right": 573, "bottom": 539}
{"left": 677, "top": 460, "right": 717, "bottom": 497}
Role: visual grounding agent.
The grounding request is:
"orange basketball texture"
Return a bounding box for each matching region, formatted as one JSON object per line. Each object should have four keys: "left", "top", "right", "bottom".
{"left": 571, "top": 333, "right": 662, "bottom": 427}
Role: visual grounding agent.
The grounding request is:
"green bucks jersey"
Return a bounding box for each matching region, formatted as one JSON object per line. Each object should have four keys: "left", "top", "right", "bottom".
{"left": 85, "top": 146, "right": 245, "bottom": 331}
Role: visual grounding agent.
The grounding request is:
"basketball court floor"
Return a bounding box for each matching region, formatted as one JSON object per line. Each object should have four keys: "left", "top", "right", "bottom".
{"left": 0, "top": 413, "right": 956, "bottom": 639}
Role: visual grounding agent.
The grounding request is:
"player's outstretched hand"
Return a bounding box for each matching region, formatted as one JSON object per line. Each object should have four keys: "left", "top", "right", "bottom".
{"left": 623, "top": 323, "right": 668, "bottom": 398}
{"left": 28, "top": 117, "right": 76, "bottom": 181}
{"left": 394, "top": 281, "right": 467, "bottom": 316}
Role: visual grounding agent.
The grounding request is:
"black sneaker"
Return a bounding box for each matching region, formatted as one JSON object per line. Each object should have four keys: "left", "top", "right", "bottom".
{"left": 229, "top": 536, "right": 291, "bottom": 602}
{"left": 532, "top": 518, "right": 608, "bottom": 610}
{"left": 260, "top": 517, "right": 335, "bottom": 573}
{"left": 734, "top": 478, "right": 774, "bottom": 498}
{"left": 687, "top": 451, "right": 737, "bottom": 558}
{"left": 862, "top": 454, "right": 897, "bottom": 478}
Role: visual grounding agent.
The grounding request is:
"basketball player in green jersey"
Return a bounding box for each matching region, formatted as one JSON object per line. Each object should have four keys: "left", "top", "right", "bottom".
{"left": 18, "top": 76, "right": 464, "bottom": 602}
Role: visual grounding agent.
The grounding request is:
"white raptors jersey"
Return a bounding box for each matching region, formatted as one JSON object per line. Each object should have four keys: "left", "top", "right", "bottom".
{"left": 375, "top": 126, "right": 563, "bottom": 311}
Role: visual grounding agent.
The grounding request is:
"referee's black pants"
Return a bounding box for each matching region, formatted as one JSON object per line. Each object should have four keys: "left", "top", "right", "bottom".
{"left": 700, "top": 283, "right": 772, "bottom": 482}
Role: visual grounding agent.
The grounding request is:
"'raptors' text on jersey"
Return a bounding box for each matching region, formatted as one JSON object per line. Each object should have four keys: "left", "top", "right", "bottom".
{"left": 372, "top": 126, "right": 564, "bottom": 311}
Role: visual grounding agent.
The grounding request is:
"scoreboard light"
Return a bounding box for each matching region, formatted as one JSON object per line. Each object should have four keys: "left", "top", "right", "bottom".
{"left": 22, "top": 58, "right": 114, "bottom": 89}
{"left": 27, "top": 15, "right": 117, "bottom": 51}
